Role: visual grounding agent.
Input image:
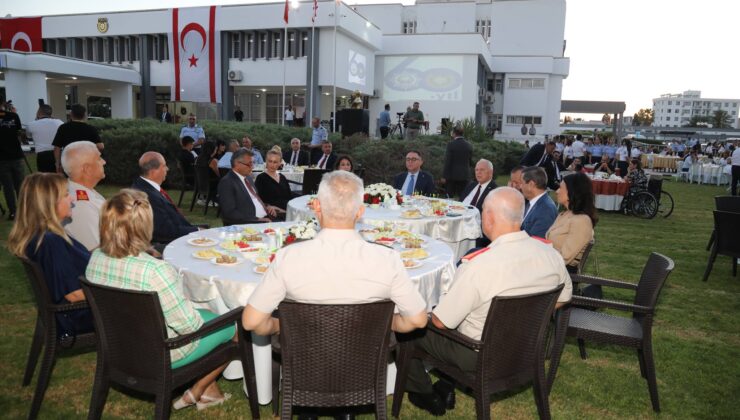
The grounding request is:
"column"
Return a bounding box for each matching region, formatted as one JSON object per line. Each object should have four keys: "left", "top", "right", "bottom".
{"left": 47, "top": 84, "right": 67, "bottom": 120}
{"left": 110, "top": 83, "right": 134, "bottom": 118}
{"left": 305, "top": 28, "right": 320, "bottom": 120}
{"left": 4, "top": 70, "right": 47, "bottom": 124}
{"left": 220, "top": 31, "right": 234, "bottom": 121}
{"left": 138, "top": 35, "right": 156, "bottom": 119}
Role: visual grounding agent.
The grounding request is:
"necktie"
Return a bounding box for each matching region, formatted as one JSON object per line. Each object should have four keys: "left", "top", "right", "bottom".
{"left": 523, "top": 200, "right": 531, "bottom": 219}
{"left": 318, "top": 155, "right": 327, "bottom": 169}
{"left": 160, "top": 188, "right": 183, "bottom": 215}
{"left": 405, "top": 174, "right": 415, "bottom": 196}
{"left": 470, "top": 184, "right": 482, "bottom": 207}
{"left": 244, "top": 177, "right": 267, "bottom": 211}
{"left": 291, "top": 151, "right": 298, "bottom": 166}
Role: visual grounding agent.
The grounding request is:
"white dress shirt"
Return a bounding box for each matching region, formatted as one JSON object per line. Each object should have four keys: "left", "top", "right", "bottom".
{"left": 401, "top": 171, "right": 420, "bottom": 195}
{"left": 732, "top": 148, "right": 740, "bottom": 166}
{"left": 571, "top": 140, "right": 585, "bottom": 158}
{"left": 26, "top": 118, "right": 64, "bottom": 153}
{"left": 462, "top": 181, "right": 491, "bottom": 206}
{"left": 235, "top": 171, "right": 267, "bottom": 218}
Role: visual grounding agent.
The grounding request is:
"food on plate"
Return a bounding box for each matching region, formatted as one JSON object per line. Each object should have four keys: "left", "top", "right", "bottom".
{"left": 242, "top": 233, "right": 262, "bottom": 242}
{"left": 401, "top": 209, "right": 422, "bottom": 219}
{"left": 188, "top": 237, "right": 217, "bottom": 246}
{"left": 403, "top": 237, "right": 424, "bottom": 249}
{"left": 243, "top": 227, "right": 259, "bottom": 235}
{"left": 449, "top": 205, "right": 466, "bottom": 211}
{"left": 394, "top": 230, "right": 414, "bottom": 237}
{"left": 194, "top": 249, "right": 222, "bottom": 259}
{"left": 220, "top": 241, "right": 239, "bottom": 251}
{"left": 254, "top": 265, "right": 269, "bottom": 274}
{"left": 263, "top": 228, "right": 275, "bottom": 234}
{"left": 400, "top": 248, "right": 429, "bottom": 259}
{"left": 215, "top": 255, "right": 237, "bottom": 264}
{"left": 402, "top": 259, "right": 420, "bottom": 269}
{"left": 374, "top": 236, "right": 396, "bottom": 245}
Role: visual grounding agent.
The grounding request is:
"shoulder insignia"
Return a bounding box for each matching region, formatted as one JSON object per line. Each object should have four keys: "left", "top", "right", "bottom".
{"left": 461, "top": 247, "right": 489, "bottom": 262}
{"left": 76, "top": 190, "right": 89, "bottom": 201}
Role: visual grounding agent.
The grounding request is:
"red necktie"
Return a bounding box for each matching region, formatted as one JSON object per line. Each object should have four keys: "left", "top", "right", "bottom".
{"left": 160, "top": 188, "right": 183, "bottom": 215}
{"left": 244, "top": 177, "right": 267, "bottom": 210}
{"left": 470, "top": 185, "right": 482, "bottom": 207}
{"left": 318, "top": 154, "right": 327, "bottom": 169}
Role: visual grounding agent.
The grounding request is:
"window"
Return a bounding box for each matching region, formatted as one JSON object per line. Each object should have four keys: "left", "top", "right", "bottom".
{"left": 506, "top": 115, "right": 542, "bottom": 125}
{"left": 266, "top": 93, "right": 287, "bottom": 124}
{"left": 300, "top": 31, "right": 308, "bottom": 57}
{"left": 475, "top": 19, "right": 492, "bottom": 40}
{"left": 231, "top": 32, "right": 242, "bottom": 58}
{"left": 724, "top": 102, "right": 729, "bottom": 107}
{"left": 507, "top": 78, "right": 545, "bottom": 89}
{"left": 258, "top": 33, "right": 267, "bottom": 58}
{"left": 492, "top": 114, "right": 502, "bottom": 132}
{"left": 668, "top": 101, "right": 672, "bottom": 105}
{"left": 732, "top": 110, "right": 737, "bottom": 115}
{"left": 494, "top": 78, "right": 503, "bottom": 93}
{"left": 272, "top": 32, "right": 282, "bottom": 58}
{"left": 57, "top": 39, "right": 67, "bottom": 56}
{"left": 733, "top": 103, "right": 738, "bottom": 107}
{"left": 508, "top": 79, "right": 520, "bottom": 88}
{"left": 667, "top": 109, "right": 671, "bottom": 113}
{"left": 245, "top": 33, "right": 254, "bottom": 59}
{"left": 402, "top": 20, "right": 416, "bottom": 34}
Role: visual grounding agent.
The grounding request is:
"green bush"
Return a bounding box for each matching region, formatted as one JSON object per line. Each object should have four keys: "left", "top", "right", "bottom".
{"left": 89, "top": 119, "right": 525, "bottom": 188}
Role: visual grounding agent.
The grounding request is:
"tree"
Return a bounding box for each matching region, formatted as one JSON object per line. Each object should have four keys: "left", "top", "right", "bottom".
{"left": 712, "top": 110, "right": 733, "bottom": 129}
{"left": 563, "top": 115, "right": 573, "bottom": 124}
{"left": 601, "top": 113, "right": 611, "bottom": 124}
{"left": 632, "top": 108, "right": 654, "bottom": 126}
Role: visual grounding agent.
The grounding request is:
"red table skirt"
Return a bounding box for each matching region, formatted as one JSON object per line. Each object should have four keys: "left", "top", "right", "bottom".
{"left": 591, "top": 179, "right": 629, "bottom": 195}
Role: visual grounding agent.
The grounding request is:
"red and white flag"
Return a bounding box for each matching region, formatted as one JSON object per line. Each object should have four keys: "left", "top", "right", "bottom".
{"left": 0, "top": 17, "right": 42, "bottom": 52}
{"left": 169, "top": 6, "right": 221, "bottom": 103}
{"left": 312, "top": 0, "right": 318, "bottom": 23}
{"left": 284, "top": 0, "right": 290, "bottom": 24}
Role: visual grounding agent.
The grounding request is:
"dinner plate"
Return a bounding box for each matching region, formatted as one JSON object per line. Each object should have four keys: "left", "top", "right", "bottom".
{"left": 403, "top": 259, "right": 423, "bottom": 269}
{"left": 210, "top": 256, "right": 245, "bottom": 267}
{"left": 400, "top": 249, "right": 430, "bottom": 260}
{"left": 187, "top": 237, "right": 218, "bottom": 247}
{"left": 240, "top": 243, "right": 267, "bottom": 253}
{"left": 192, "top": 250, "right": 222, "bottom": 260}
{"left": 219, "top": 241, "right": 240, "bottom": 251}
{"left": 253, "top": 265, "right": 270, "bottom": 274}
{"left": 400, "top": 213, "right": 423, "bottom": 219}
{"left": 401, "top": 241, "right": 427, "bottom": 250}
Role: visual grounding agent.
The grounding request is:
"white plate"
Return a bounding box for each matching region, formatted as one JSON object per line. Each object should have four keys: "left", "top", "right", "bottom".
{"left": 192, "top": 250, "right": 222, "bottom": 260}
{"left": 209, "top": 256, "right": 245, "bottom": 267}
{"left": 253, "top": 265, "right": 270, "bottom": 274}
{"left": 401, "top": 242, "right": 427, "bottom": 250}
{"left": 400, "top": 213, "right": 423, "bottom": 219}
{"left": 187, "top": 237, "right": 218, "bottom": 247}
{"left": 240, "top": 243, "right": 267, "bottom": 253}
{"left": 399, "top": 249, "right": 430, "bottom": 260}
{"left": 403, "top": 259, "right": 423, "bottom": 269}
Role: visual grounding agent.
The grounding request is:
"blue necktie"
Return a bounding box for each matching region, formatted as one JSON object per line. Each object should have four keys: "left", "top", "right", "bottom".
{"left": 405, "top": 174, "right": 415, "bottom": 196}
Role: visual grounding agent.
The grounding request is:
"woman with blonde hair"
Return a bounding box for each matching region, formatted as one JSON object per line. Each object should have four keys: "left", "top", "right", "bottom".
{"left": 255, "top": 149, "right": 293, "bottom": 214}
{"left": 8, "top": 173, "right": 94, "bottom": 338}
{"left": 85, "top": 189, "right": 234, "bottom": 410}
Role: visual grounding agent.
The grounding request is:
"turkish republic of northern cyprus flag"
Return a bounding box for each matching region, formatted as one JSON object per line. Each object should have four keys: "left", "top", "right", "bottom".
{"left": 169, "top": 7, "right": 221, "bottom": 103}
{"left": 0, "top": 17, "right": 42, "bottom": 52}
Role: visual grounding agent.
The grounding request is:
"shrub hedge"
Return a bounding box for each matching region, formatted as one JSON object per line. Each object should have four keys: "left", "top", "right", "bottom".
{"left": 89, "top": 119, "right": 526, "bottom": 188}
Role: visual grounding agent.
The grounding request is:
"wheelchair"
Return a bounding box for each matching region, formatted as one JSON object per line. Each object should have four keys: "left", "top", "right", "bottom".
{"left": 621, "top": 175, "right": 674, "bottom": 219}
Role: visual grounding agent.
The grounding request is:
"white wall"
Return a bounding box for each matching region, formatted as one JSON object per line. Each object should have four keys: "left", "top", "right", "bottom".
{"left": 489, "top": 0, "right": 566, "bottom": 58}
{"left": 317, "top": 31, "right": 375, "bottom": 95}
{"left": 227, "top": 57, "right": 307, "bottom": 87}
{"left": 415, "top": 3, "right": 476, "bottom": 34}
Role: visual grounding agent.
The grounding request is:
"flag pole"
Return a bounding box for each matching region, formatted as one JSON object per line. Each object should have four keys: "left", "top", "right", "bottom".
{"left": 309, "top": 24, "right": 315, "bottom": 122}
{"left": 332, "top": 0, "right": 338, "bottom": 133}
{"left": 282, "top": 23, "right": 287, "bottom": 126}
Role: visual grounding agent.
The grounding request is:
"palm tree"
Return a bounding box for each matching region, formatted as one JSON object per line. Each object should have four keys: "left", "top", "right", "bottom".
{"left": 712, "top": 110, "right": 733, "bottom": 128}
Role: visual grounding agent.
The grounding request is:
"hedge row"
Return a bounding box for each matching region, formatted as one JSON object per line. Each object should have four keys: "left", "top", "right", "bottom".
{"left": 89, "top": 119, "right": 526, "bottom": 188}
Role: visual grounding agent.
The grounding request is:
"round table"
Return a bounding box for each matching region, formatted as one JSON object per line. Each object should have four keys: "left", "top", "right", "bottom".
{"left": 163, "top": 222, "right": 456, "bottom": 404}
{"left": 589, "top": 175, "right": 629, "bottom": 211}
{"left": 251, "top": 165, "right": 305, "bottom": 192}
{"left": 286, "top": 195, "right": 482, "bottom": 261}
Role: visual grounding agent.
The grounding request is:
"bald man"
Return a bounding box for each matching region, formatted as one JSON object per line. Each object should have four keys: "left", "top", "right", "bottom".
{"left": 403, "top": 187, "right": 572, "bottom": 416}
{"left": 131, "top": 151, "right": 198, "bottom": 244}
{"left": 62, "top": 141, "right": 107, "bottom": 250}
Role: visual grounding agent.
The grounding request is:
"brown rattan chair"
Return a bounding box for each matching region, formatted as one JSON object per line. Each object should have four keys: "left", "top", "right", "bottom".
{"left": 301, "top": 169, "right": 330, "bottom": 195}
{"left": 393, "top": 284, "right": 565, "bottom": 420}
{"left": 189, "top": 165, "right": 217, "bottom": 215}
{"left": 175, "top": 160, "right": 194, "bottom": 207}
{"left": 79, "top": 277, "right": 260, "bottom": 420}
{"left": 560, "top": 252, "right": 674, "bottom": 412}
{"left": 19, "top": 257, "right": 97, "bottom": 420}
{"left": 705, "top": 196, "right": 740, "bottom": 250}
{"left": 703, "top": 210, "right": 740, "bottom": 281}
{"left": 272, "top": 300, "right": 395, "bottom": 419}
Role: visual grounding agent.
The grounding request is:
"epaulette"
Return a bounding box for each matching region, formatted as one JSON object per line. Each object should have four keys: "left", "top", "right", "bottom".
{"left": 461, "top": 247, "right": 489, "bottom": 262}
{"left": 76, "top": 190, "right": 89, "bottom": 201}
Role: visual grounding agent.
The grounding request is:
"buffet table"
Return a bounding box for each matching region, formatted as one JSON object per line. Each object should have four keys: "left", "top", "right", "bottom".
{"left": 589, "top": 174, "right": 629, "bottom": 211}
{"left": 286, "top": 195, "right": 482, "bottom": 261}
{"left": 163, "top": 222, "right": 456, "bottom": 404}
{"left": 641, "top": 154, "right": 682, "bottom": 172}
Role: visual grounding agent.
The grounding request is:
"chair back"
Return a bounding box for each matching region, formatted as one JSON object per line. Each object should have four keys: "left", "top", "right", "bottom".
{"left": 715, "top": 196, "right": 740, "bottom": 213}
{"left": 574, "top": 240, "right": 595, "bottom": 275}
{"left": 278, "top": 300, "right": 394, "bottom": 408}
{"left": 713, "top": 211, "right": 740, "bottom": 258}
{"left": 633, "top": 253, "right": 675, "bottom": 314}
{"left": 301, "top": 169, "right": 330, "bottom": 195}
{"left": 478, "top": 284, "right": 564, "bottom": 389}
{"left": 647, "top": 175, "right": 662, "bottom": 202}
{"left": 19, "top": 257, "right": 55, "bottom": 327}
{"left": 80, "top": 277, "right": 171, "bottom": 391}
{"left": 194, "top": 165, "right": 212, "bottom": 195}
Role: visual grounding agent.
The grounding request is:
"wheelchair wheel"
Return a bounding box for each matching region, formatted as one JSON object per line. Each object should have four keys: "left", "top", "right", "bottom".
{"left": 630, "top": 191, "right": 658, "bottom": 219}
{"left": 657, "top": 190, "right": 674, "bottom": 218}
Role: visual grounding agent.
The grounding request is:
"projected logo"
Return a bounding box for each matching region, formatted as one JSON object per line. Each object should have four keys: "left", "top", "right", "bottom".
{"left": 383, "top": 56, "right": 463, "bottom": 102}
{"left": 348, "top": 50, "right": 366, "bottom": 86}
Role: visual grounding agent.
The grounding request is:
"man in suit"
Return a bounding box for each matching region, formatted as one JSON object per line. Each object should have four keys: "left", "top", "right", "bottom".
{"left": 520, "top": 141, "right": 560, "bottom": 190}
{"left": 442, "top": 126, "right": 473, "bottom": 200}
{"left": 217, "top": 148, "right": 282, "bottom": 226}
{"left": 283, "top": 137, "right": 309, "bottom": 166}
{"left": 161, "top": 104, "right": 173, "bottom": 123}
{"left": 312, "top": 140, "right": 337, "bottom": 170}
{"left": 520, "top": 166, "right": 557, "bottom": 238}
{"left": 132, "top": 152, "right": 199, "bottom": 244}
{"left": 460, "top": 159, "right": 498, "bottom": 247}
{"left": 393, "top": 150, "right": 436, "bottom": 196}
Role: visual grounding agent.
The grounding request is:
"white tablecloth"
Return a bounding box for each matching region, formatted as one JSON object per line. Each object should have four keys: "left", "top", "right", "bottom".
{"left": 163, "top": 222, "right": 455, "bottom": 404}
{"left": 286, "top": 195, "right": 482, "bottom": 261}
{"left": 251, "top": 168, "right": 305, "bottom": 192}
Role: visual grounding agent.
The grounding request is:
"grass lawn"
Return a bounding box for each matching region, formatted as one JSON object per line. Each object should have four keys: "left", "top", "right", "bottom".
{"left": 1, "top": 158, "right": 738, "bottom": 419}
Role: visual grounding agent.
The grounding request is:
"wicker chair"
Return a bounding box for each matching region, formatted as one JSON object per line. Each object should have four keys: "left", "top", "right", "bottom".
{"left": 705, "top": 196, "right": 740, "bottom": 251}
{"left": 79, "top": 278, "right": 260, "bottom": 420}
{"left": 393, "top": 284, "right": 564, "bottom": 420}
{"left": 561, "top": 252, "right": 674, "bottom": 412}
{"left": 703, "top": 211, "right": 740, "bottom": 281}
{"left": 189, "top": 165, "right": 217, "bottom": 215}
{"left": 300, "top": 169, "right": 331, "bottom": 195}
{"left": 175, "top": 159, "right": 194, "bottom": 207}
{"left": 272, "top": 300, "right": 395, "bottom": 419}
{"left": 19, "top": 257, "right": 97, "bottom": 420}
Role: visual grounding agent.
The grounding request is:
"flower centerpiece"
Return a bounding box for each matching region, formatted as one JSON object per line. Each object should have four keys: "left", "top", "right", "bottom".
{"left": 364, "top": 183, "right": 403, "bottom": 206}
{"left": 285, "top": 219, "right": 319, "bottom": 245}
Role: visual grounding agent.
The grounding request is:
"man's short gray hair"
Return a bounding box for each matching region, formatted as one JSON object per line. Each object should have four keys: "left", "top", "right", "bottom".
{"left": 477, "top": 159, "right": 493, "bottom": 170}
{"left": 61, "top": 141, "right": 98, "bottom": 178}
{"left": 484, "top": 187, "right": 525, "bottom": 224}
{"left": 231, "top": 147, "right": 254, "bottom": 167}
{"left": 317, "top": 171, "right": 364, "bottom": 224}
{"left": 521, "top": 166, "right": 548, "bottom": 190}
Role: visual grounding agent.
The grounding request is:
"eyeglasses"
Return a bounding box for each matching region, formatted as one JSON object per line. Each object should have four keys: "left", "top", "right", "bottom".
{"left": 406, "top": 157, "right": 420, "bottom": 162}
{"left": 235, "top": 160, "right": 253, "bottom": 167}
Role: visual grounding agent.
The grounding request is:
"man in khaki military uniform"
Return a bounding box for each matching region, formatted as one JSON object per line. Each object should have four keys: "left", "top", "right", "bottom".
{"left": 403, "top": 187, "right": 572, "bottom": 416}
{"left": 61, "top": 141, "right": 107, "bottom": 250}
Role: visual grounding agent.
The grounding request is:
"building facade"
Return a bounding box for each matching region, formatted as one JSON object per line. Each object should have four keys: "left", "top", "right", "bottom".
{"left": 1, "top": 0, "right": 569, "bottom": 140}
{"left": 652, "top": 90, "right": 740, "bottom": 129}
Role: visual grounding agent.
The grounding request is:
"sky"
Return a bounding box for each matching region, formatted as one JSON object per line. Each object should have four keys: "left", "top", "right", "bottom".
{"left": 4, "top": 0, "right": 740, "bottom": 117}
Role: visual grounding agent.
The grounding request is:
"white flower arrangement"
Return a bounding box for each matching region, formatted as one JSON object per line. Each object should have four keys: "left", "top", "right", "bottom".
{"left": 364, "top": 183, "right": 398, "bottom": 204}
{"left": 287, "top": 219, "right": 319, "bottom": 241}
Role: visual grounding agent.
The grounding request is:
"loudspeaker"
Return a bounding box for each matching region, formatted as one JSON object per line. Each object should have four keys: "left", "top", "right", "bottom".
{"left": 337, "top": 109, "right": 369, "bottom": 137}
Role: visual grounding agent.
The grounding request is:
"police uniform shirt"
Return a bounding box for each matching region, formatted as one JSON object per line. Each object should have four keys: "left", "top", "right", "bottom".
{"left": 179, "top": 124, "right": 205, "bottom": 141}
{"left": 65, "top": 180, "right": 106, "bottom": 251}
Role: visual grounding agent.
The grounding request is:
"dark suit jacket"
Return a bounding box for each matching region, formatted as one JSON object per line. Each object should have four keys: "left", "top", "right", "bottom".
{"left": 392, "top": 170, "right": 436, "bottom": 196}
{"left": 217, "top": 170, "right": 264, "bottom": 226}
{"left": 521, "top": 193, "right": 558, "bottom": 238}
{"left": 131, "top": 177, "right": 197, "bottom": 244}
{"left": 460, "top": 180, "right": 498, "bottom": 214}
{"left": 520, "top": 143, "right": 548, "bottom": 167}
{"left": 312, "top": 152, "right": 337, "bottom": 169}
{"left": 282, "top": 150, "right": 310, "bottom": 166}
{"left": 162, "top": 112, "right": 172, "bottom": 123}
{"left": 443, "top": 136, "right": 473, "bottom": 181}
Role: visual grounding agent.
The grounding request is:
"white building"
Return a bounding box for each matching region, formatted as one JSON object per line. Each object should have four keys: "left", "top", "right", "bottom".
{"left": 652, "top": 90, "right": 740, "bottom": 129}
{"left": 1, "top": 0, "right": 569, "bottom": 139}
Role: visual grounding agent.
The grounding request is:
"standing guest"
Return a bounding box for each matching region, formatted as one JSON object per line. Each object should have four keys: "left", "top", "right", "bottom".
{"left": 603, "top": 137, "right": 617, "bottom": 165}
{"left": 53, "top": 104, "right": 104, "bottom": 174}
{"left": 284, "top": 105, "right": 294, "bottom": 127}
{"left": 217, "top": 148, "right": 281, "bottom": 225}
{"left": 178, "top": 136, "right": 197, "bottom": 187}
{"left": 392, "top": 150, "right": 436, "bottom": 196}
{"left": 403, "top": 102, "right": 424, "bottom": 140}
{"left": 283, "top": 138, "right": 309, "bottom": 166}
{"left": 630, "top": 144, "right": 642, "bottom": 160}
{"left": 161, "top": 104, "right": 173, "bottom": 123}
{"left": 681, "top": 149, "right": 697, "bottom": 173}
{"left": 0, "top": 101, "right": 25, "bottom": 220}
{"left": 595, "top": 154, "right": 614, "bottom": 174}
{"left": 520, "top": 140, "right": 555, "bottom": 167}
{"left": 402, "top": 187, "right": 571, "bottom": 416}
{"left": 217, "top": 139, "right": 241, "bottom": 169}
{"left": 242, "top": 136, "right": 264, "bottom": 165}
{"left": 547, "top": 172, "right": 597, "bottom": 271}
{"left": 313, "top": 140, "right": 337, "bottom": 170}
{"left": 624, "top": 158, "right": 648, "bottom": 197}
{"left": 8, "top": 173, "right": 94, "bottom": 339}
{"left": 731, "top": 143, "right": 740, "bottom": 196}
{"left": 554, "top": 135, "right": 564, "bottom": 159}
{"left": 590, "top": 137, "right": 604, "bottom": 165}
{"left": 179, "top": 114, "right": 206, "bottom": 150}
{"left": 378, "top": 104, "right": 391, "bottom": 139}
{"left": 26, "top": 104, "right": 63, "bottom": 173}
{"left": 563, "top": 137, "right": 574, "bottom": 168}
{"left": 442, "top": 126, "right": 473, "bottom": 200}
{"left": 86, "top": 190, "right": 233, "bottom": 411}
{"left": 255, "top": 150, "right": 293, "bottom": 213}
{"left": 335, "top": 155, "right": 354, "bottom": 172}
{"left": 615, "top": 139, "right": 630, "bottom": 176}
{"left": 571, "top": 134, "right": 586, "bottom": 162}
{"left": 307, "top": 117, "right": 328, "bottom": 163}
{"left": 520, "top": 166, "right": 558, "bottom": 238}
{"left": 508, "top": 165, "right": 524, "bottom": 192}
{"left": 460, "top": 159, "right": 498, "bottom": 247}
{"left": 61, "top": 141, "right": 107, "bottom": 250}
{"left": 234, "top": 106, "right": 244, "bottom": 122}
{"left": 132, "top": 152, "right": 199, "bottom": 245}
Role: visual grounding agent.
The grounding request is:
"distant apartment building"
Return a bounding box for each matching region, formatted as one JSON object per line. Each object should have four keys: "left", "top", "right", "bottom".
{"left": 652, "top": 90, "right": 740, "bottom": 129}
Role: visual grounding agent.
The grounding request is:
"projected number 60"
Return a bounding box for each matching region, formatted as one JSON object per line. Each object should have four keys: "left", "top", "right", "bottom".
{"left": 385, "top": 57, "right": 462, "bottom": 92}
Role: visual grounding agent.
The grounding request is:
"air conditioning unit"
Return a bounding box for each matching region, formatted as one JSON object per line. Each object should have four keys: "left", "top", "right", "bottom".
{"left": 484, "top": 105, "right": 493, "bottom": 114}
{"left": 485, "top": 93, "right": 494, "bottom": 103}
{"left": 228, "top": 70, "right": 243, "bottom": 81}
